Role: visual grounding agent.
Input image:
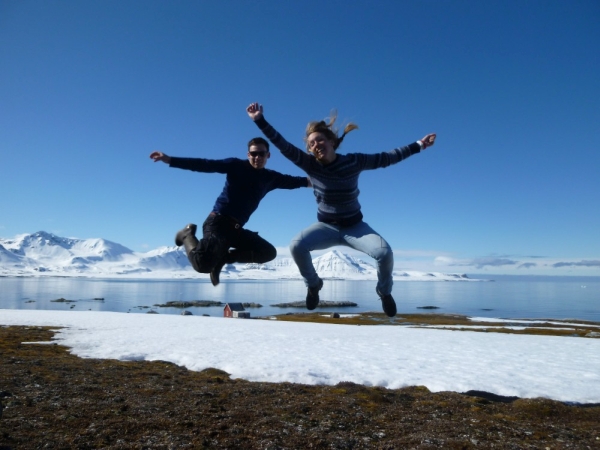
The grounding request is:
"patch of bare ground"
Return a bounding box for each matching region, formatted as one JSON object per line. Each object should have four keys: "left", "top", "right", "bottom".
{"left": 271, "top": 312, "right": 600, "bottom": 338}
{"left": 1, "top": 325, "right": 599, "bottom": 449}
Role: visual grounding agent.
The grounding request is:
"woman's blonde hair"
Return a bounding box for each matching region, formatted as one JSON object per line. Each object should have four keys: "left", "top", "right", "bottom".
{"left": 304, "top": 111, "right": 359, "bottom": 151}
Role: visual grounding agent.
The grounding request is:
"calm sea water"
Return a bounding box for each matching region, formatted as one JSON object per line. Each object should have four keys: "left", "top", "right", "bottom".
{"left": 1, "top": 276, "right": 599, "bottom": 322}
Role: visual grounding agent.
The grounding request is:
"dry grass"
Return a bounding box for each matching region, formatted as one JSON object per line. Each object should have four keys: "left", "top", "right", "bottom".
{"left": 1, "top": 321, "right": 600, "bottom": 449}
{"left": 271, "top": 312, "right": 600, "bottom": 338}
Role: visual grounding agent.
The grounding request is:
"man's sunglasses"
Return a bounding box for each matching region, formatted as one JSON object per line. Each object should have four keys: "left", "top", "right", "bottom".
{"left": 249, "top": 151, "right": 267, "bottom": 157}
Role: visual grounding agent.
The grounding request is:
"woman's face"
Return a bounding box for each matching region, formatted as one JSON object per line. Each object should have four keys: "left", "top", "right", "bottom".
{"left": 307, "top": 132, "right": 336, "bottom": 164}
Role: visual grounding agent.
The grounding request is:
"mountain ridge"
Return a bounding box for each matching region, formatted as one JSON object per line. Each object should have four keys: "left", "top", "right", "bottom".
{"left": 0, "top": 231, "right": 474, "bottom": 281}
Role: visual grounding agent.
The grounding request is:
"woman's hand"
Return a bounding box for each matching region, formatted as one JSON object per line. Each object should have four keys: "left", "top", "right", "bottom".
{"left": 246, "top": 102, "right": 264, "bottom": 121}
{"left": 420, "top": 133, "right": 436, "bottom": 149}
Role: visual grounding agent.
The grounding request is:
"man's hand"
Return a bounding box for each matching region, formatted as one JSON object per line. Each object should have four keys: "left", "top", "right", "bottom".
{"left": 246, "top": 102, "right": 264, "bottom": 121}
{"left": 420, "top": 133, "right": 436, "bottom": 149}
{"left": 150, "top": 151, "right": 171, "bottom": 164}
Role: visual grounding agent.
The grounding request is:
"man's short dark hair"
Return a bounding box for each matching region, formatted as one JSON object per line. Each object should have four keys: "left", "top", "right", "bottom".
{"left": 247, "top": 137, "right": 269, "bottom": 152}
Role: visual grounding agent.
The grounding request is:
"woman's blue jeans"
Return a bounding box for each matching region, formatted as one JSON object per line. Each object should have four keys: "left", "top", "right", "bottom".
{"left": 289, "top": 221, "right": 394, "bottom": 295}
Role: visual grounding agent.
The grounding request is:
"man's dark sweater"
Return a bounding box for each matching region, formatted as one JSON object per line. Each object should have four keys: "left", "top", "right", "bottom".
{"left": 169, "top": 157, "right": 308, "bottom": 226}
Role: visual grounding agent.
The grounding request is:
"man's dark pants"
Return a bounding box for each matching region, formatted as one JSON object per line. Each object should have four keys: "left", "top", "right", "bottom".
{"left": 188, "top": 213, "right": 276, "bottom": 273}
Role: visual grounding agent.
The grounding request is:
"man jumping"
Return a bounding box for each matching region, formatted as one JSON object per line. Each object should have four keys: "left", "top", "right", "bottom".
{"left": 150, "top": 137, "right": 310, "bottom": 285}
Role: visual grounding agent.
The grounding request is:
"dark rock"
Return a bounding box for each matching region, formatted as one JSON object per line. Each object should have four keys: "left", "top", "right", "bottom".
{"left": 51, "top": 298, "right": 75, "bottom": 303}
{"left": 462, "top": 390, "right": 519, "bottom": 403}
{"left": 272, "top": 301, "right": 357, "bottom": 308}
{"left": 153, "top": 300, "right": 223, "bottom": 308}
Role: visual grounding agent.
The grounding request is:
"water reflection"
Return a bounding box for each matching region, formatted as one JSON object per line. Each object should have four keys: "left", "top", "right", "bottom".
{"left": 1, "top": 276, "right": 598, "bottom": 321}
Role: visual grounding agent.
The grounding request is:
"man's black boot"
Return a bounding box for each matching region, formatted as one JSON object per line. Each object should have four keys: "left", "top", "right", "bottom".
{"left": 175, "top": 223, "right": 199, "bottom": 258}
{"left": 209, "top": 261, "right": 224, "bottom": 286}
{"left": 175, "top": 223, "right": 197, "bottom": 247}
{"left": 210, "top": 251, "right": 236, "bottom": 286}
{"left": 209, "top": 258, "right": 226, "bottom": 286}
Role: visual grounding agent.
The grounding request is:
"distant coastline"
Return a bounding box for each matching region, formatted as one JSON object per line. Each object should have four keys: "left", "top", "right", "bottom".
{"left": 0, "top": 231, "right": 482, "bottom": 281}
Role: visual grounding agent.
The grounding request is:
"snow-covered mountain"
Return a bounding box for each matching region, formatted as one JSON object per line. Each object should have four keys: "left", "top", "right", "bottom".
{"left": 312, "top": 249, "right": 375, "bottom": 276}
{"left": 0, "top": 231, "right": 473, "bottom": 281}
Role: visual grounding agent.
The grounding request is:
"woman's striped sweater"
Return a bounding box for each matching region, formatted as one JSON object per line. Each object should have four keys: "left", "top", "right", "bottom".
{"left": 254, "top": 116, "right": 421, "bottom": 224}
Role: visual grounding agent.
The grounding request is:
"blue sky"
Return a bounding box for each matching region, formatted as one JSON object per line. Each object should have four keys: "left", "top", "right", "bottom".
{"left": 1, "top": 0, "right": 599, "bottom": 276}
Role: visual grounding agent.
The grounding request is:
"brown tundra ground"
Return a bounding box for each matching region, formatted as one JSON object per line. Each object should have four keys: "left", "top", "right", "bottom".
{"left": 1, "top": 314, "right": 600, "bottom": 449}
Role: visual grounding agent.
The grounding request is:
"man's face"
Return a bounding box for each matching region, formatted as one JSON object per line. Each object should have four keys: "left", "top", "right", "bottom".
{"left": 247, "top": 144, "right": 270, "bottom": 169}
